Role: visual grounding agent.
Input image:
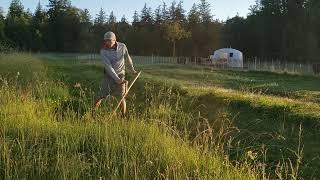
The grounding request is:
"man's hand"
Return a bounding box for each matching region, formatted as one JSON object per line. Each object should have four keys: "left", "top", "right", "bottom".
{"left": 118, "top": 79, "right": 128, "bottom": 85}
{"left": 132, "top": 69, "right": 138, "bottom": 74}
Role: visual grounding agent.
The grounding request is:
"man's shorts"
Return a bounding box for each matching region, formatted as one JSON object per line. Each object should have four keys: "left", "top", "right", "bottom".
{"left": 98, "top": 74, "right": 126, "bottom": 98}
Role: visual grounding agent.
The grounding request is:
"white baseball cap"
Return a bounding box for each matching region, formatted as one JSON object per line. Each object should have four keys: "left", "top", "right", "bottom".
{"left": 104, "top": 31, "right": 116, "bottom": 41}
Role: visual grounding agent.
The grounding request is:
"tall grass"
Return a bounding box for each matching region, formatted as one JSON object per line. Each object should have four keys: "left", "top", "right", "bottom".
{"left": 0, "top": 54, "right": 312, "bottom": 179}
{"left": 0, "top": 54, "right": 261, "bottom": 179}
{"left": 139, "top": 64, "right": 320, "bottom": 179}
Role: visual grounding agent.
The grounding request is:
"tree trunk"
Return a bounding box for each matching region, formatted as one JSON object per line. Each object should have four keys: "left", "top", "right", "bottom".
{"left": 173, "top": 40, "right": 176, "bottom": 57}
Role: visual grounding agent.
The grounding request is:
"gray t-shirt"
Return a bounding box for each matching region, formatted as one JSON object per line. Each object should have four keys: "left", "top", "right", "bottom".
{"left": 100, "top": 42, "right": 135, "bottom": 83}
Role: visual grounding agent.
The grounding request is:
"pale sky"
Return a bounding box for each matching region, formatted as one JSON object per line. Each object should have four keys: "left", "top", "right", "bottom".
{"left": 0, "top": 0, "right": 256, "bottom": 22}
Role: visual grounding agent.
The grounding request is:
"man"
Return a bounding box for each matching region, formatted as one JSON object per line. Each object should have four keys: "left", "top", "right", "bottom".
{"left": 93, "top": 31, "right": 137, "bottom": 116}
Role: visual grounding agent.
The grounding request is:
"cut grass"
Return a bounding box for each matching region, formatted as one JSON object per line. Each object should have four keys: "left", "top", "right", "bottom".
{"left": 139, "top": 64, "right": 320, "bottom": 103}
{"left": 139, "top": 64, "right": 320, "bottom": 124}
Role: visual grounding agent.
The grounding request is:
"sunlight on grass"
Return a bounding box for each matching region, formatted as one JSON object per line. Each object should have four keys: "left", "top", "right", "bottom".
{"left": 0, "top": 54, "right": 318, "bottom": 179}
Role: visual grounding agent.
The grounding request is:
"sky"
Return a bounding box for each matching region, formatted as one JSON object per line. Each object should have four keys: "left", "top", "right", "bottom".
{"left": 0, "top": 0, "right": 256, "bottom": 22}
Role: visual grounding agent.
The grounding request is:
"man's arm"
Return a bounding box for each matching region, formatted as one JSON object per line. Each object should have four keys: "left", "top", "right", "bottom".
{"left": 124, "top": 45, "right": 136, "bottom": 73}
{"left": 101, "top": 50, "right": 122, "bottom": 83}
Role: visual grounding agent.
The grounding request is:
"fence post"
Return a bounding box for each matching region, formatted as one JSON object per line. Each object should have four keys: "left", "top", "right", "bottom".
{"left": 254, "top": 57, "right": 257, "bottom": 70}
{"left": 293, "top": 63, "right": 295, "bottom": 73}
{"left": 285, "top": 61, "right": 287, "bottom": 72}
{"left": 299, "top": 64, "right": 302, "bottom": 73}
{"left": 152, "top": 54, "right": 154, "bottom": 64}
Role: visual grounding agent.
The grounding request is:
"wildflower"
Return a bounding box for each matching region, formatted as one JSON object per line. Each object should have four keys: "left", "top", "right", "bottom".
{"left": 16, "top": 71, "right": 20, "bottom": 79}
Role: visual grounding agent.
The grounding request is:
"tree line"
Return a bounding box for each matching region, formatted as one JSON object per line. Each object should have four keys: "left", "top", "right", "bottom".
{"left": 225, "top": 0, "right": 320, "bottom": 62}
{"left": 0, "top": 0, "right": 319, "bottom": 62}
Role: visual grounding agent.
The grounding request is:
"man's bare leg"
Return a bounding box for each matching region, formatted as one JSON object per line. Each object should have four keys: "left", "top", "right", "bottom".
{"left": 119, "top": 81, "right": 128, "bottom": 117}
{"left": 120, "top": 98, "right": 127, "bottom": 116}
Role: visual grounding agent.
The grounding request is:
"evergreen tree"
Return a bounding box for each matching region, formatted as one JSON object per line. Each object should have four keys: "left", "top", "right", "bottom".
{"left": 174, "top": 1, "right": 186, "bottom": 24}
{"left": 140, "top": 3, "right": 153, "bottom": 26}
{"left": 108, "top": 11, "right": 117, "bottom": 31}
{"left": 46, "top": 0, "right": 72, "bottom": 51}
{"left": 108, "top": 11, "right": 117, "bottom": 24}
{"left": 117, "top": 15, "right": 130, "bottom": 42}
{"left": 80, "top": 9, "right": 91, "bottom": 24}
{"left": 154, "top": 5, "right": 162, "bottom": 25}
{"left": 94, "top": 8, "right": 106, "bottom": 25}
{"left": 47, "top": 0, "right": 70, "bottom": 18}
{"left": 198, "top": 0, "right": 212, "bottom": 23}
{"left": 92, "top": 8, "right": 107, "bottom": 51}
{"left": 4, "top": 0, "right": 32, "bottom": 50}
{"left": 188, "top": 3, "right": 201, "bottom": 25}
{"left": 161, "top": 2, "right": 170, "bottom": 21}
{"left": 31, "top": 2, "right": 47, "bottom": 51}
{"left": 132, "top": 10, "right": 139, "bottom": 27}
{"left": 8, "top": 0, "right": 24, "bottom": 17}
{"left": 78, "top": 9, "right": 93, "bottom": 52}
{"left": 168, "top": 1, "right": 176, "bottom": 21}
{"left": 0, "top": 7, "right": 5, "bottom": 42}
{"left": 120, "top": 15, "right": 127, "bottom": 23}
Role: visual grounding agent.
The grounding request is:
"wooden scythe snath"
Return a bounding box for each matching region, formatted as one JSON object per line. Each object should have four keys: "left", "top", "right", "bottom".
{"left": 112, "top": 71, "right": 142, "bottom": 116}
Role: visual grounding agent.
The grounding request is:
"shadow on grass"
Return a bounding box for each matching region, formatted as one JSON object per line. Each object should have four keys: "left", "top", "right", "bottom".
{"left": 54, "top": 99, "right": 89, "bottom": 120}
{"left": 134, "top": 79, "right": 320, "bottom": 179}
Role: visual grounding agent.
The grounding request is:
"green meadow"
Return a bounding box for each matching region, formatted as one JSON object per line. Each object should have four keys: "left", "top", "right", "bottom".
{"left": 0, "top": 53, "right": 319, "bottom": 179}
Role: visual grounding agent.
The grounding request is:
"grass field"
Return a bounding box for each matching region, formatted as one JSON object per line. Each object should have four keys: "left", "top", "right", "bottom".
{"left": 0, "top": 53, "right": 319, "bottom": 179}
